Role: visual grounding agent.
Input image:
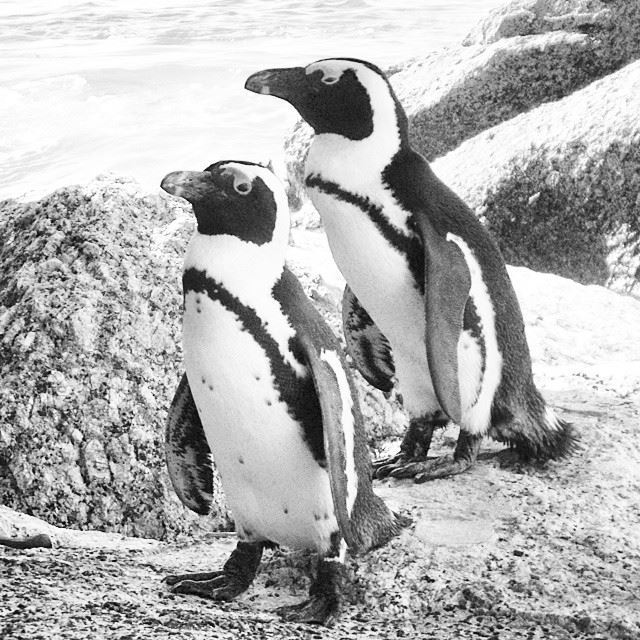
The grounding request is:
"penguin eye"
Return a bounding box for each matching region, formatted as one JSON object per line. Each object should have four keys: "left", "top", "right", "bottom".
{"left": 321, "top": 75, "right": 339, "bottom": 85}
{"left": 234, "top": 181, "right": 252, "bottom": 195}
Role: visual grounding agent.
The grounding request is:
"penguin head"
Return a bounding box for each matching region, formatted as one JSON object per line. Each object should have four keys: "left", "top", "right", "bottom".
{"left": 161, "top": 161, "right": 288, "bottom": 246}
{"left": 245, "top": 58, "right": 408, "bottom": 145}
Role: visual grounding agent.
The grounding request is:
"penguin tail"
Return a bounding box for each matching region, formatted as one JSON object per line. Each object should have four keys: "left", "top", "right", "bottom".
{"left": 493, "top": 391, "right": 580, "bottom": 462}
{"left": 348, "top": 493, "right": 407, "bottom": 555}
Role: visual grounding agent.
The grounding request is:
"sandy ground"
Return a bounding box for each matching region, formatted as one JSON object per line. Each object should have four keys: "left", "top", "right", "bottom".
{"left": 1, "top": 373, "right": 638, "bottom": 640}
{"left": 2, "top": 231, "right": 639, "bottom": 639}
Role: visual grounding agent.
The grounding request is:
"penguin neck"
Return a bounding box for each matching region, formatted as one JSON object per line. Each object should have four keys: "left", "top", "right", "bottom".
{"left": 306, "top": 112, "right": 414, "bottom": 232}
{"left": 184, "top": 230, "right": 287, "bottom": 303}
{"left": 306, "top": 72, "right": 406, "bottom": 188}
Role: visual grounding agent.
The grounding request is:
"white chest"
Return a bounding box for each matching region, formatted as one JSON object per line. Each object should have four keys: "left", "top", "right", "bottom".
{"left": 308, "top": 188, "right": 424, "bottom": 349}
{"left": 182, "top": 290, "right": 337, "bottom": 551}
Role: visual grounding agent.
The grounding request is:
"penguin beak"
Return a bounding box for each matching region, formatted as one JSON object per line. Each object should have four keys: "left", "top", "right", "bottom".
{"left": 160, "top": 171, "right": 216, "bottom": 203}
{"left": 244, "top": 67, "right": 308, "bottom": 102}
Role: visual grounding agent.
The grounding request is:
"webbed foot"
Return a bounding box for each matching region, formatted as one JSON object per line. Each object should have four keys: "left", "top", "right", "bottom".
{"left": 276, "top": 558, "right": 347, "bottom": 626}
{"left": 165, "top": 540, "right": 263, "bottom": 601}
{"left": 414, "top": 431, "right": 482, "bottom": 482}
{"left": 374, "top": 414, "right": 446, "bottom": 479}
{"left": 379, "top": 429, "right": 482, "bottom": 482}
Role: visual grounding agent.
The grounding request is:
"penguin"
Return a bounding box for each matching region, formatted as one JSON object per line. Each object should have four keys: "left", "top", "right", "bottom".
{"left": 160, "top": 160, "right": 400, "bottom": 625}
{"left": 244, "top": 58, "right": 577, "bottom": 482}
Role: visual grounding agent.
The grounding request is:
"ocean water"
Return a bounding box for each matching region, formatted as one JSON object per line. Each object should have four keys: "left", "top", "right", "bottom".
{"left": 1, "top": 0, "right": 502, "bottom": 201}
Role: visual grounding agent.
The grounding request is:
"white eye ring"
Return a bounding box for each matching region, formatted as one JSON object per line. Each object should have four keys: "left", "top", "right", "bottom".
{"left": 234, "top": 181, "right": 251, "bottom": 195}
{"left": 321, "top": 75, "right": 339, "bottom": 85}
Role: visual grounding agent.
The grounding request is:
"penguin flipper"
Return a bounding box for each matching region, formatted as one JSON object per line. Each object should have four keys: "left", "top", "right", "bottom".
{"left": 165, "top": 373, "right": 214, "bottom": 515}
{"left": 414, "top": 213, "right": 472, "bottom": 425}
{"left": 275, "top": 268, "right": 368, "bottom": 552}
{"left": 342, "top": 285, "right": 395, "bottom": 392}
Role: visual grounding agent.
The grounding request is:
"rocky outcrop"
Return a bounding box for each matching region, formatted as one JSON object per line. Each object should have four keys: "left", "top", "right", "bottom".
{"left": 284, "top": 0, "right": 640, "bottom": 294}
{"left": 397, "top": 0, "right": 639, "bottom": 163}
{"left": 463, "top": 0, "right": 640, "bottom": 57}
{"left": 288, "top": 29, "right": 603, "bottom": 214}
{"left": 432, "top": 59, "right": 640, "bottom": 296}
{"left": 0, "top": 176, "right": 231, "bottom": 538}
{"left": 0, "top": 176, "right": 407, "bottom": 538}
{"left": 2, "top": 264, "right": 639, "bottom": 638}
{"left": 285, "top": 1, "right": 640, "bottom": 215}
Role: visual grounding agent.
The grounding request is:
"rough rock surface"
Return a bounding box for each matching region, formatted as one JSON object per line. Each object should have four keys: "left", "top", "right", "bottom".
{"left": 0, "top": 176, "right": 231, "bottom": 538}
{"left": 463, "top": 0, "right": 639, "bottom": 58}
{"left": 1, "top": 258, "right": 639, "bottom": 637}
{"left": 432, "top": 59, "right": 640, "bottom": 296}
{"left": 0, "top": 177, "right": 406, "bottom": 539}
{"left": 284, "top": 0, "right": 640, "bottom": 219}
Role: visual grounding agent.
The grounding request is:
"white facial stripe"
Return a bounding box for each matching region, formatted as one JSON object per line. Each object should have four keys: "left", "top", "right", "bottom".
{"left": 320, "top": 349, "right": 358, "bottom": 517}
{"left": 446, "top": 233, "right": 503, "bottom": 434}
{"left": 305, "top": 60, "right": 405, "bottom": 224}
{"left": 220, "top": 165, "right": 252, "bottom": 192}
{"left": 306, "top": 60, "right": 348, "bottom": 84}
{"left": 220, "top": 162, "right": 262, "bottom": 183}
{"left": 219, "top": 162, "right": 289, "bottom": 213}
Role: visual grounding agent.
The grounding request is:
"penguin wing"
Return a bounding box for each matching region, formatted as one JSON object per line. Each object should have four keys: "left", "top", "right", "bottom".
{"left": 165, "top": 373, "right": 214, "bottom": 515}
{"left": 414, "top": 212, "right": 472, "bottom": 425}
{"left": 342, "top": 285, "right": 395, "bottom": 392}
{"left": 275, "top": 267, "right": 365, "bottom": 552}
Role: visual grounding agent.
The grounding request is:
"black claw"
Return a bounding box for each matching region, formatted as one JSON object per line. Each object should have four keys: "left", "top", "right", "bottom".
{"left": 171, "top": 575, "right": 237, "bottom": 601}
{"left": 277, "top": 558, "right": 347, "bottom": 626}
{"left": 387, "top": 463, "right": 416, "bottom": 479}
{"left": 164, "top": 541, "right": 263, "bottom": 601}
{"left": 164, "top": 570, "right": 224, "bottom": 586}
{"left": 374, "top": 463, "right": 395, "bottom": 479}
{"left": 412, "top": 456, "right": 474, "bottom": 483}
{"left": 276, "top": 598, "right": 339, "bottom": 626}
{"left": 372, "top": 453, "right": 403, "bottom": 472}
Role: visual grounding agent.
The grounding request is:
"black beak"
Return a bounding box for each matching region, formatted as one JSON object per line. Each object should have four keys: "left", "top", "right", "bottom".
{"left": 160, "top": 171, "right": 216, "bottom": 203}
{"left": 244, "top": 67, "right": 308, "bottom": 102}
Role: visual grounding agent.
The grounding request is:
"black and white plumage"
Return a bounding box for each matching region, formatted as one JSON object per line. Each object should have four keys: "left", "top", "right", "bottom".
{"left": 160, "top": 160, "right": 399, "bottom": 624}
{"left": 245, "top": 59, "right": 577, "bottom": 481}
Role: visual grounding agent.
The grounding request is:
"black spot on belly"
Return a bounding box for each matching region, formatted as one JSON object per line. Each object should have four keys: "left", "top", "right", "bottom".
{"left": 238, "top": 456, "right": 244, "bottom": 464}
{"left": 266, "top": 400, "right": 272, "bottom": 407}
{"left": 183, "top": 268, "right": 327, "bottom": 467}
{"left": 314, "top": 514, "right": 321, "bottom": 522}
{"left": 283, "top": 507, "right": 289, "bottom": 514}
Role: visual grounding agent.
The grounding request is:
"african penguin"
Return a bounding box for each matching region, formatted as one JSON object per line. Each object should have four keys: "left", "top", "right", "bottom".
{"left": 160, "top": 160, "right": 400, "bottom": 624}
{"left": 245, "top": 58, "right": 577, "bottom": 482}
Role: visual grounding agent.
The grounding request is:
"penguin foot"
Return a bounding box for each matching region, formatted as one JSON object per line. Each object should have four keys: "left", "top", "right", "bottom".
{"left": 165, "top": 540, "right": 263, "bottom": 601}
{"left": 377, "top": 430, "right": 482, "bottom": 482}
{"left": 413, "top": 431, "right": 483, "bottom": 482}
{"left": 275, "top": 558, "right": 347, "bottom": 626}
{"left": 374, "top": 414, "right": 447, "bottom": 479}
{"left": 168, "top": 573, "right": 244, "bottom": 601}
{"left": 411, "top": 455, "right": 474, "bottom": 483}
{"left": 164, "top": 570, "right": 223, "bottom": 586}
